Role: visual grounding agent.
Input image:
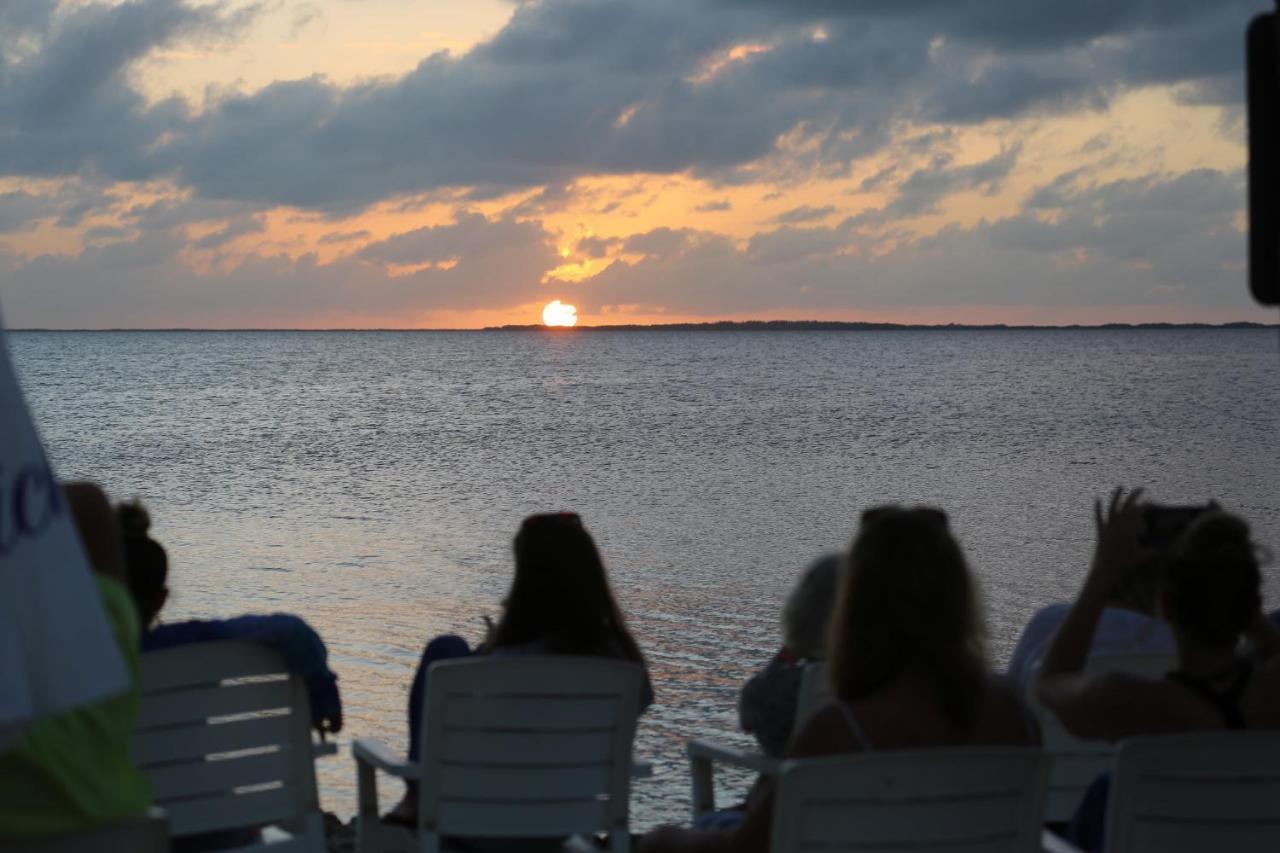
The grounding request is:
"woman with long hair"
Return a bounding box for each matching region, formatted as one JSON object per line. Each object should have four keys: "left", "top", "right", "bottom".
{"left": 641, "top": 506, "right": 1036, "bottom": 853}
{"left": 389, "top": 512, "right": 651, "bottom": 825}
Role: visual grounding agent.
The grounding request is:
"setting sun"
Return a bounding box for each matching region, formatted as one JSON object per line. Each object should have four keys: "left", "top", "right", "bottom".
{"left": 541, "top": 300, "right": 578, "bottom": 327}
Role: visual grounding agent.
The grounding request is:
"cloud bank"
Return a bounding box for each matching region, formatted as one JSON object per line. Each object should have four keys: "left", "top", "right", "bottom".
{"left": 0, "top": 0, "right": 1271, "bottom": 326}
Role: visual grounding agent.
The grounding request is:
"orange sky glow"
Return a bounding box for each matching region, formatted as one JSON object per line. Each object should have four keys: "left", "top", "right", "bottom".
{"left": 0, "top": 0, "right": 1274, "bottom": 328}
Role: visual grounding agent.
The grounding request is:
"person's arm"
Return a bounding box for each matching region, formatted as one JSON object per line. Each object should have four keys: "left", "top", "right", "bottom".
{"left": 231, "top": 614, "right": 342, "bottom": 734}
{"left": 1037, "top": 488, "right": 1146, "bottom": 739}
{"left": 639, "top": 705, "right": 852, "bottom": 853}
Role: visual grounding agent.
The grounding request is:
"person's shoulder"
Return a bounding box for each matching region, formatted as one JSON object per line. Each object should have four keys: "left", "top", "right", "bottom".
{"left": 1034, "top": 602, "right": 1071, "bottom": 619}
{"left": 1012, "top": 604, "right": 1071, "bottom": 648}
{"left": 142, "top": 618, "right": 234, "bottom": 651}
{"left": 982, "top": 674, "right": 1039, "bottom": 745}
{"left": 787, "top": 701, "right": 858, "bottom": 759}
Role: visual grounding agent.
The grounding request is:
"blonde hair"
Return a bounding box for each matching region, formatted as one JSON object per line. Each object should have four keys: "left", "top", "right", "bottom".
{"left": 827, "top": 506, "right": 988, "bottom": 732}
{"left": 782, "top": 554, "right": 840, "bottom": 660}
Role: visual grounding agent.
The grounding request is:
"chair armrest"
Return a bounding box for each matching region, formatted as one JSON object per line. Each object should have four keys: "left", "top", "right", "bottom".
{"left": 687, "top": 738, "right": 779, "bottom": 820}
{"left": 1041, "top": 829, "right": 1084, "bottom": 853}
{"left": 352, "top": 737, "right": 421, "bottom": 780}
{"left": 313, "top": 740, "right": 339, "bottom": 758}
{"left": 631, "top": 759, "right": 653, "bottom": 779}
{"left": 687, "top": 738, "right": 779, "bottom": 775}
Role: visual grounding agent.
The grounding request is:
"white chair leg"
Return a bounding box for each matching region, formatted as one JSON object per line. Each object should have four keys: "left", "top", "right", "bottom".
{"left": 356, "top": 757, "right": 382, "bottom": 853}
{"left": 689, "top": 752, "right": 715, "bottom": 820}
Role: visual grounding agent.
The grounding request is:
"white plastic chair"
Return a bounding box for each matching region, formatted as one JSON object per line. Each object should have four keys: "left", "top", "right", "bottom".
{"left": 770, "top": 748, "right": 1050, "bottom": 853}
{"left": 1028, "top": 653, "right": 1175, "bottom": 823}
{"left": 1102, "top": 732, "right": 1280, "bottom": 852}
{"left": 687, "top": 660, "right": 828, "bottom": 819}
{"left": 353, "top": 656, "right": 645, "bottom": 853}
{"left": 0, "top": 808, "right": 167, "bottom": 853}
{"left": 133, "top": 641, "right": 328, "bottom": 851}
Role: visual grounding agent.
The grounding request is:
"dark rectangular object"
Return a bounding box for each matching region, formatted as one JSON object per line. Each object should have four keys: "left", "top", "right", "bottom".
{"left": 1247, "top": 13, "right": 1280, "bottom": 305}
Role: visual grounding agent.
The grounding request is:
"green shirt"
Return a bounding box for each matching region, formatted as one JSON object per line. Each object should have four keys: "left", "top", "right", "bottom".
{"left": 0, "top": 576, "right": 152, "bottom": 837}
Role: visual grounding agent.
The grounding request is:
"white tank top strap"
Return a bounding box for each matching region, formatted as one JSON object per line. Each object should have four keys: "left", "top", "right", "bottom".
{"left": 836, "top": 700, "right": 875, "bottom": 751}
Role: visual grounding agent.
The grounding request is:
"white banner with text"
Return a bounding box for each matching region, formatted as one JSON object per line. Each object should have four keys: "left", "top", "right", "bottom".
{"left": 0, "top": 317, "right": 128, "bottom": 728}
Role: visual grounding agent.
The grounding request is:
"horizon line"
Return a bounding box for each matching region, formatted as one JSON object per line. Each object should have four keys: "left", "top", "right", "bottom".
{"left": 6, "top": 319, "right": 1278, "bottom": 333}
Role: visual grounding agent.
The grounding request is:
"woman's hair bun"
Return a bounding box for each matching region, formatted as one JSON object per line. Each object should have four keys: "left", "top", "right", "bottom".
{"left": 116, "top": 500, "right": 152, "bottom": 538}
{"left": 1180, "top": 512, "right": 1251, "bottom": 558}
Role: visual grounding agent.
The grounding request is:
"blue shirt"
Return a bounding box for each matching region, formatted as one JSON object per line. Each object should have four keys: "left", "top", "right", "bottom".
{"left": 142, "top": 614, "right": 341, "bottom": 724}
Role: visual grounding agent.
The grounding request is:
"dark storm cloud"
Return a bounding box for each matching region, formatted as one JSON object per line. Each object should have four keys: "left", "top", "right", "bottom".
{"left": 358, "top": 211, "right": 554, "bottom": 268}
{"left": 0, "top": 0, "right": 255, "bottom": 181}
{"left": 0, "top": 0, "right": 1266, "bottom": 212}
{"left": 576, "top": 235, "right": 622, "bottom": 258}
{"left": 0, "top": 168, "right": 1256, "bottom": 326}
{"left": 0, "top": 191, "right": 51, "bottom": 234}
{"left": 0, "top": 182, "right": 121, "bottom": 232}
{"left": 774, "top": 205, "right": 836, "bottom": 224}
{"left": 549, "top": 164, "right": 1250, "bottom": 317}
{"left": 190, "top": 214, "right": 267, "bottom": 250}
{"left": 622, "top": 227, "right": 700, "bottom": 257}
{"left": 0, "top": 0, "right": 1269, "bottom": 325}
{"left": 0, "top": 211, "right": 564, "bottom": 326}
{"left": 846, "top": 146, "right": 1022, "bottom": 226}
{"left": 318, "top": 230, "right": 371, "bottom": 245}
{"left": 986, "top": 169, "right": 1245, "bottom": 283}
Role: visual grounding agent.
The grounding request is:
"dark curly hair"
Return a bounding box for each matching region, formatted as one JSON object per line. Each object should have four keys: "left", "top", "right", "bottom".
{"left": 117, "top": 500, "right": 169, "bottom": 627}
{"left": 1165, "top": 512, "right": 1262, "bottom": 650}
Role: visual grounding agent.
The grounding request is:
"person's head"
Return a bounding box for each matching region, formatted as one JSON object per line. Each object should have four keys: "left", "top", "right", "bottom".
{"left": 1163, "top": 511, "right": 1263, "bottom": 653}
{"left": 491, "top": 512, "right": 644, "bottom": 664}
{"left": 782, "top": 554, "right": 840, "bottom": 660}
{"left": 63, "top": 482, "right": 125, "bottom": 583}
{"left": 827, "top": 505, "right": 987, "bottom": 731}
{"left": 1112, "top": 501, "right": 1222, "bottom": 616}
{"left": 116, "top": 500, "right": 168, "bottom": 627}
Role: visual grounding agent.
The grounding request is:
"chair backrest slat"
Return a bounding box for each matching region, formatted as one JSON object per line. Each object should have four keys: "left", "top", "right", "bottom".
{"left": 1105, "top": 732, "right": 1280, "bottom": 853}
{"left": 133, "top": 714, "right": 295, "bottom": 764}
{"left": 433, "top": 800, "right": 614, "bottom": 838}
{"left": 438, "top": 763, "right": 613, "bottom": 799}
{"left": 159, "top": 786, "right": 297, "bottom": 838}
{"left": 438, "top": 729, "right": 616, "bottom": 764}
{"left": 132, "top": 641, "right": 325, "bottom": 850}
{"left": 440, "top": 694, "right": 622, "bottom": 729}
{"left": 138, "top": 678, "right": 292, "bottom": 727}
{"left": 771, "top": 748, "right": 1048, "bottom": 853}
{"left": 1029, "top": 653, "right": 1175, "bottom": 823}
{"left": 418, "top": 656, "right": 642, "bottom": 843}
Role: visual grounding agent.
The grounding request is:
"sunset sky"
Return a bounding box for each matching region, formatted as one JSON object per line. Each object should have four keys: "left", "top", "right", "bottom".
{"left": 0, "top": 0, "right": 1276, "bottom": 328}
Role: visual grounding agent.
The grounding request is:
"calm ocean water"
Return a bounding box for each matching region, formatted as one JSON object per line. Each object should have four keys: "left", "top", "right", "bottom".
{"left": 8, "top": 328, "right": 1280, "bottom": 826}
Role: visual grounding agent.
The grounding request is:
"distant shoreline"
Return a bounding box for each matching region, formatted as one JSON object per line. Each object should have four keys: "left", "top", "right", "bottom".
{"left": 8, "top": 320, "right": 1278, "bottom": 332}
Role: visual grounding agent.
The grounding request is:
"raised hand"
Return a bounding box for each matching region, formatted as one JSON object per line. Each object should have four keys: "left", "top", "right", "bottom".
{"left": 1089, "top": 486, "right": 1146, "bottom": 588}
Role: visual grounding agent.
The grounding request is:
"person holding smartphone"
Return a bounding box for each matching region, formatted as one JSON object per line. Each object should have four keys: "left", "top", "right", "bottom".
{"left": 1038, "top": 488, "right": 1280, "bottom": 850}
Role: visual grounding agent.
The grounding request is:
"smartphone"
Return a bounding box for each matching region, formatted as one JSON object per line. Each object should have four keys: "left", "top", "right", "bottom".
{"left": 1140, "top": 504, "right": 1213, "bottom": 549}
